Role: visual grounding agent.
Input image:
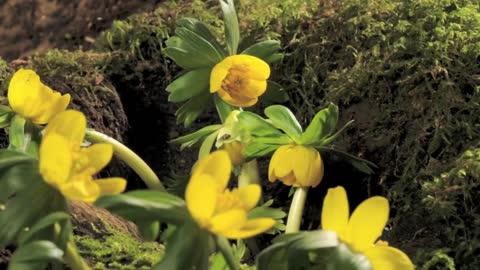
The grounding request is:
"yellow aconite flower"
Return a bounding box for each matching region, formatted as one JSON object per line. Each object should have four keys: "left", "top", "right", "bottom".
{"left": 210, "top": 55, "right": 270, "bottom": 107}
{"left": 185, "top": 151, "right": 275, "bottom": 238}
{"left": 8, "top": 69, "right": 70, "bottom": 124}
{"left": 222, "top": 140, "right": 244, "bottom": 166}
{"left": 321, "top": 186, "right": 414, "bottom": 270}
{"left": 39, "top": 110, "right": 126, "bottom": 202}
{"left": 216, "top": 110, "right": 247, "bottom": 166}
{"left": 269, "top": 144, "right": 324, "bottom": 187}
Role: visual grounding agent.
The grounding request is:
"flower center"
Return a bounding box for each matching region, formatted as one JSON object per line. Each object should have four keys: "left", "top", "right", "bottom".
{"left": 215, "top": 189, "right": 247, "bottom": 214}
{"left": 221, "top": 66, "right": 247, "bottom": 97}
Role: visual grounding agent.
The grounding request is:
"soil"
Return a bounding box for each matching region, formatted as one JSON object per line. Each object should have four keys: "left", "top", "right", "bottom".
{"left": 0, "top": 0, "right": 161, "bottom": 61}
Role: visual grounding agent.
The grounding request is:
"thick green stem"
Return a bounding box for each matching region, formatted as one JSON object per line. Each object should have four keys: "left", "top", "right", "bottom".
{"left": 85, "top": 129, "right": 165, "bottom": 191}
{"left": 64, "top": 240, "right": 91, "bottom": 270}
{"left": 238, "top": 159, "right": 260, "bottom": 186}
{"left": 285, "top": 187, "right": 309, "bottom": 233}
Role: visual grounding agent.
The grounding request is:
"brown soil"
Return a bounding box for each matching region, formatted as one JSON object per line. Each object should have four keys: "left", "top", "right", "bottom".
{"left": 0, "top": 0, "right": 161, "bottom": 61}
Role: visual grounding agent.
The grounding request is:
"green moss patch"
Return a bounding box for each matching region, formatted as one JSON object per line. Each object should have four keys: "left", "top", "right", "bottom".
{"left": 75, "top": 225, "right": 164, "bottom": 270}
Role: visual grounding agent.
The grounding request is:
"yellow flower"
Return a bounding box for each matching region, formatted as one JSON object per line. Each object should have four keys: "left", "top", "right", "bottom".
{"left": 39, "top": 110, "right": 126, "bottom": 202}
{"left": 321, "top": 186, "right": 414, "bottom": 270}
{"left": 185, "top": 150, "right": 275, "bottom": 238}
{"left": 222, "top": 140, "right": 245, "bottom": 166}
{"left": 268, "top": 144, "right": 324, "bottom": 187}
{"left": 216, "top": 110, "right": 247, "bottom": 166}
{"left": 210, "top": 55, "right": 270, "bottom": 107}
{"left": 8, "top": 69, "right": 70, "bottom": 124}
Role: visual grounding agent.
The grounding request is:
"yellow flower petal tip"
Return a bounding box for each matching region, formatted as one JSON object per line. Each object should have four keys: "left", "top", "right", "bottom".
{"left": 39, "top": 110, "right": 126, "bottom": 203}
{"left": 186, "top": 151, "right": 275, "bottom": 239}
{"left": 269, "top": 144, "right": 324, "bottom": 187}
{"left": 321, "top": 186, "right": 414, "bottom": 270}
{"left": 210, "top": 55, "right": 270, "bottom": 107}
{"left": 7, "top": 69, "right": 70, "bottom": 124}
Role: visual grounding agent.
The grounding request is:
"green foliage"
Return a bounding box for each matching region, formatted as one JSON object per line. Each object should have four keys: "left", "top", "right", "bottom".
{"left": 75, "top": 225, "right": 164, "bottom": 270}
{"left": 257, "top": 231, "right": 371, "bottom": 270}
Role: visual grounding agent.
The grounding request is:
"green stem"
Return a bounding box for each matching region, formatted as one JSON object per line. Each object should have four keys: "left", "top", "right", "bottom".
{"left": 285, "top": 187, "right": 309, "bottom": 233}
{"left": 215, "top": 235, "right": 239, "bottom": 270}
{"left": 64, "top": 240, "right": 91, "bottom": 270}
{"left": 238, "top": 159, "right": 260, "bottom": 186}
{"left": 85, "top": 129, "right": 165, "bottom": 191}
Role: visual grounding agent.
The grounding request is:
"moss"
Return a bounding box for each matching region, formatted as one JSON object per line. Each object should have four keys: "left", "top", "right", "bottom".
{"left": 0, "top": 57, "right": 13, "bottom": 102}
{"left": 75, "top": 225, "right": 164, "bottom": 270}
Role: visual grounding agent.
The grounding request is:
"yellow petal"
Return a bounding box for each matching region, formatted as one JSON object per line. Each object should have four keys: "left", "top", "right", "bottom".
{"left": 236, "top": 55, "right": 270, "bottom": 80}
{"left": 268, "top": 145, "right": 293, "bottom": 181}
{"left": 221, "top": 218, "right": 275, "bottom": 239}
{"left": 210, "top": 58, "right": 232, "bottom": 93}
{"left": 95, "top": 177, "right": 127, "bottom": 195}
{"left": 82, "top": 143, "right": 114, "bottom": 175}
{"left": 193, "top": 150, "right": 232, "bottom": 191}
{"left": 185, "top": 173, "right": 217, "bottom": 227}
{"left": 30, "top": 91, "right": 71, "bottom": 124}
{"left": 321, "top": 186, "right": 350, "bottom": 239}
{"left": 345, "top": 196, "right": 389, "bottom": 251}
{"left": 363, "top": 246, "right": 414, "bottom": 270}
{"left": 222, "top": 141, "right": 244, "bottom": 166}
{"left": 59, "top": 175, "right": 100, "bottom": 203}
{"left": 43, "top": 110, "right": 86, "bottom": 148}
{"left": 245, "top": 79, "right": 267, "bottom": 97}
{"left": 231, "top": 184, "right": 261, "bottom": 211}
{"left": 7, "top": 69, "right": 43, "bottom": 117}
{"left": 39, "top": 133, "right": 72, "bottom": 187}
{"left": 217, "top": 89, "right": 258, "bottom": 107}
{"left": 292, "top": 146, "right": 323, "bottom": 187}
{"left": 210, "top": 209, "right": 247, "bottom": 235}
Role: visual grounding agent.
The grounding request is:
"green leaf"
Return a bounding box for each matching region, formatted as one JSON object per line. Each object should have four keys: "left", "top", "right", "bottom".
{"left": 176, "top": 18, "right": 226, "bottom": 57}
{"left": 214, "top": 94, "right": 236, "bottom": 123}
{"left": 137, "top": 221, "right": 160, "bottom": 241}
{"left": 175, "top": 92, "right": 211, "bottom": 127}
{"left": 242, "top": 40, "right": 281, "bottom": 63}
{"left": 0, "top": 151, "right": 37, "bottom": 201}
{"left": 0, "top": 105, "right": 13, "bottom": 128}
{"left": 260, "top": 81, "right": 289, "bottom": 104}
{"left": 220, "top": 0, "right": 240, "bottom": 55}
{"left": 167, "top": 68, "right": 211, "bottom": 102}
{"left": 319, "top": 120, "right": 354, "bottom": 146}
{"left": 198, "top": 130, "right": 220, "bottom": 160}
{"left": 237, "top": 112, "right": 283, "bottom": 137}
{"left": 300, "top": 103, "right": 339, "bottom": 145}
{"left": 95, "top": 191, "right": 190, "bottom": 225}
{"left": 264, "top": 105, "right": 302, "bottom": 139}
{"left": 248, "top": 200, "right": 287, "bottom": 234}
{"left": 9, "top": 240, "right": 64, "bottom": 270}
{"left": 152, "top": 222, "right": 210, "bottom": 270}
{"left": 316, "top": 147, "right": 377, "bottom": 175}
{"left": 175, "top": 27, "right": 223, "bottom": 65}
{"left": 0, "top": 172, "right": 66, "bottom": 246}
{"left": 170, "top": 124, "right": 222, "bottom": 150}
{"left": 257, "top": 230, "right": 373, "bottom": 270}
{"left": 164, "top": 47, "right": 213, "bottom": 70}
{"left": 18, "top": 212, "right": 72, "bottom": 251}
{"left": 215, "top": 235, "right": 239, "bottom": 270}
{"left": 8, "top": 115, "right": 41, "bottom": 157}
{"left": 242, "top": 143, "right": 280, "bottom": 159}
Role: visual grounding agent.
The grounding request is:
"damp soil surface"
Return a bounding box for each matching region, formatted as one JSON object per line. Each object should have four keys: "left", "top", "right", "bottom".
{"left": 0, "top": 0, "right": 161, "bottom": 60}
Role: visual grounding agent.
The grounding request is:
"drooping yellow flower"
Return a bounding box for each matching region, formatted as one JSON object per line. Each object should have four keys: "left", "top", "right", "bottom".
{"left": 216, "top": 110, "right": 247, "bottom": 166}
{"left": 210, "top": 55, "right": 270, "bottom": 107}
{"left": 39, "top": 110, "right": 126, "bottom": 203}
{"left": 222, "top": 140, "right": 244, "bottom": 166}
{"left": 321, "top": 186, "right": 414, "bottom": 270}
{"left": 185, "top": 150, "right": 275, "bottom": 238}
{"left": 8, "top": 69, "right": 70, "bottom": 124}
{"left": 268, "top": 144, "right": 324, "bottom": 187}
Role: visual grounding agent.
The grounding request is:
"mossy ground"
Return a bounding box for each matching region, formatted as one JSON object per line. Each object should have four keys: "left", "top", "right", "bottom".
{"left": 75, "top": 225, "right": 164, "bottom": 270}
{"left": 1, "top": 0, "right": 479, "bottom": 269}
